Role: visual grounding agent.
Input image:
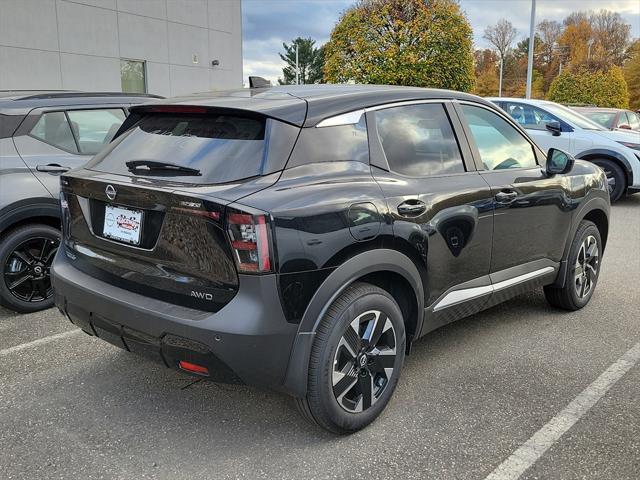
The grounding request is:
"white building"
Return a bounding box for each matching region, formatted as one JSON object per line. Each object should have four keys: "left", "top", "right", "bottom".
{"left": 0, "top": 0, "right": 243, "bottom": 96}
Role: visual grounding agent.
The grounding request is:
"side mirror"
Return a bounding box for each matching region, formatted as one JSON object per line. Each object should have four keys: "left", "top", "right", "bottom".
{"left": 545, "top": 121, "right": 562, "bottom": 136}
{"left": 546, "top": 148, "right": 574, "bottom": 175}
{"left": 618, "top": 124, "right": 631, "bottom": 130}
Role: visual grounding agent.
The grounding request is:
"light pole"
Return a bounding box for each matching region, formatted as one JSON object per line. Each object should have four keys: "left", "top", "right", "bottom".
{"left": 525, "top": 0, "right": 536, "bottom": 99}
{"left": 295, "top": 43, "right": 299, "bottom": 85}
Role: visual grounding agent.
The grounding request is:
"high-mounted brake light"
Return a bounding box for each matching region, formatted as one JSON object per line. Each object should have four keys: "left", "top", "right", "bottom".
{"left": 227, "top": 208, "right": 272, "bottom": 273}
{"left": 146, "top": 105, "right": 208, "bottom": 114}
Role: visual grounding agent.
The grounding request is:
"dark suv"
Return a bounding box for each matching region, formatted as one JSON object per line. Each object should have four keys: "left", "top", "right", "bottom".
{"left": 52, "top": 85, "right": 610, "bottom": 433}
{"left": 0, "top": 91, "right": 161, "bottom": 312}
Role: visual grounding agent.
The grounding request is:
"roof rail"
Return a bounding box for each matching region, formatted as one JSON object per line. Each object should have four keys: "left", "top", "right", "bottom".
{"left": 17, "top": 92, "right": 164, "bottom": 100}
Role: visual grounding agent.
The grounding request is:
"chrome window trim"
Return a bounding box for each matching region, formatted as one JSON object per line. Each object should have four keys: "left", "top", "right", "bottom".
{"left": 316, "top": 109, "right": 365, "bottom": 128}
{"left": 315, "top": 99, "right": 451, "bottom": 128}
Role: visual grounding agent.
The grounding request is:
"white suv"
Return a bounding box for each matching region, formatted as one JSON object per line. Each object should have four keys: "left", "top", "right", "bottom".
{"left": 489, "top": 97, "right": 640, "bottom": 202}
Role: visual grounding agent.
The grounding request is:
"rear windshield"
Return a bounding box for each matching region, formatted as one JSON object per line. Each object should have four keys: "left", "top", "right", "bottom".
{"left": 85, "top": 112, "right": 298, "bottom": 184}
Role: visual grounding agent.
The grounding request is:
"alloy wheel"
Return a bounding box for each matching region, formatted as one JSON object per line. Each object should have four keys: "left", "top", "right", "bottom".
{"left": 332, "top": 310, "right": 397, "bottom": 413}
{"left": 603, "top": 169, "right": 616, "bottom": 195}
{"left": 3, "top": 236, "right": 59, "bottom": 303}
{"left": 574, "top": 235, "right": 599, "bottom": 299}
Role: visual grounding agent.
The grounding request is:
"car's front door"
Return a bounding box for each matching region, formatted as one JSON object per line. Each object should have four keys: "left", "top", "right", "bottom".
{"left": 368, "top": 101, "right": 495, "bottom": 333}
{"left": 456, "top": 102, "right": 574, "bottom": 284}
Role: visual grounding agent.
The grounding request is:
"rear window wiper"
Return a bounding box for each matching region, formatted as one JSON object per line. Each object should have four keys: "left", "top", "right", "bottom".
{"left": 126, "top": 160, "right": 202, "bottom": 176}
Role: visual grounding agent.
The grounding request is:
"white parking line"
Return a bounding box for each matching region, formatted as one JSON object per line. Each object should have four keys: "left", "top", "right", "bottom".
{"left": 484, "top": 341, "right": 640, "bottom": 480}
{"left": 0, "top": 329, "right": 82, "bottom": 357}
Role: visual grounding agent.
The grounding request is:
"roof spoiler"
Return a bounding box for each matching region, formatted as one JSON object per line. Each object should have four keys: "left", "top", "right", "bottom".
{"left": 249, "top": 76, "right": 272, "bottom": 89}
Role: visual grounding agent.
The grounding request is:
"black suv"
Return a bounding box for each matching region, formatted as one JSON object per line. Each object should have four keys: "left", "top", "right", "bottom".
{"left": 0, "top": 91, "right": 161, "bottom": 312}
{"left": 52, "top": 85, "right": 610, "bottom": 433}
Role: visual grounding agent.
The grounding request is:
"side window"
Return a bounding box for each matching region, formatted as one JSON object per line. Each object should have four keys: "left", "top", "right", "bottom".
{"left": 375, "top": 103, "right": 465, "bottom": 177}
{"left": 504, "top": 102, "right": 561, "bottom": 131}
{"left": 30, "top": 111, "right": 78, "bottom": 152}
{"left": 461, "top": 104, "right": 537, "bottom": 170}
{"left": 66, "top": 109, "right": 127, "bottom": 155}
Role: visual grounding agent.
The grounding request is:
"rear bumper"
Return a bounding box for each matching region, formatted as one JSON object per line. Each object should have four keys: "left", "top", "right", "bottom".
{"left": 51, "top": 248, "right": 299, "bottom": 392}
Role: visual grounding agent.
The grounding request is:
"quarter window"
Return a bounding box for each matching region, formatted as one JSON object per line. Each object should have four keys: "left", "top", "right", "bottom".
{"left": 375, "top": 103, "right": 465, "bottom": 177}
{"left": 30, "top": 111, "right": 78, "bottom": 152}
{"left": 461, "top": 105, "right": 537, "bottom": 170}
{"left": 66, "top": 109, "right": 126, "bottom": 155}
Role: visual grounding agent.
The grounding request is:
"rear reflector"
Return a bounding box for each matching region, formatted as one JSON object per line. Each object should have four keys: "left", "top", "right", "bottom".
{"left": 178, "top": 360, "right": 209, "bottom": 376}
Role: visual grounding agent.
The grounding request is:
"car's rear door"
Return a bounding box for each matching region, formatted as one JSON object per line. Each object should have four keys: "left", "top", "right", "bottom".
{"left": 13, "top": 106, "right": 126, "bottom": 196}
{"left": 454, "top": 101, "right": 573, "bottom": 293}
{"left": 368, "top": 100, "right": 494, "bottom": 334}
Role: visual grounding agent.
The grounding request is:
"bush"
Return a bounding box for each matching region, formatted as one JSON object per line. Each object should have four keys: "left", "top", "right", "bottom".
{"left": 324, "top": 0, "right": 475, "bottom": 91}
{"left": 547, "top": 66, "right": 629, "bottom": 108}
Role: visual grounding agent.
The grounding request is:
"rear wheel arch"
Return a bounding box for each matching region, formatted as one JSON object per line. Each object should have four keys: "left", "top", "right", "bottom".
{"left": 0, "top": 199, "right": 61, "bottom": 238}
{"left": 553, "top": 198, "right": 609, "bottom": 288}
{"left": 282, "top": 249, "right": 424, "bottom": 398}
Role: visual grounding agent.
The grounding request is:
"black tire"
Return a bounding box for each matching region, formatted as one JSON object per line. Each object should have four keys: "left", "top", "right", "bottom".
{"left": 591, "top": 159, "right": 626, "bottom": 203}
{"left": 544, "top": 220, "right": 602, "bottom": 311}
{"left": 295, "top": 282, "right": 406, "bottom": 434}
{"left": 0, "top": 224, "right": 60, "bottom": 313}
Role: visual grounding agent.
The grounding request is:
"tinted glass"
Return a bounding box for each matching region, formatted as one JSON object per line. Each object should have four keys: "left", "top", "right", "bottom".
{"left": 30, "top": 111, "right": 78, "bottom": 152}
{"left": 87, "top": 113, "right": 298, "bottom": 184}
{"left": 67, "top": 109, "right": 126, "bottom": 155}
{"left": 375, "top": 103, "right": 464, "bottom": 176}
{"left": 287, "top": 115, "right": 368, "bottom": 167}
{"left": 504, "top": 102, "right": 562, "bottom": 131}
{"left": 462, "top": 105, "right": 537, "bottom": 170}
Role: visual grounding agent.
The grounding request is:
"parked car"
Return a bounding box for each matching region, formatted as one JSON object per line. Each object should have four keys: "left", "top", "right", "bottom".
{"left": 489, "top": 97, "right": 640, "bottom": 202}
{"left": 0, "top": 91, "right": 162, "bottom": 313}
{"left": 571, "top": 106, "right": 640, "bottom": 132}
{"left": 52, "top": 85, "right": 610, "bottom": 433}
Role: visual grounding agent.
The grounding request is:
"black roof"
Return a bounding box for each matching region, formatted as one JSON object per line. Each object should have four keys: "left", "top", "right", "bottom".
{"left": 0, "top": 91, "right": 163, "bottom": 115}
{"left": 132, "top": 84, "right": 491, "bottom": 127}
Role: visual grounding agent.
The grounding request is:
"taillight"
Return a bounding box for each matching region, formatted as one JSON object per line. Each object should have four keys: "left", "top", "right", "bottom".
{"left": 59, "top": 192, "right": 70, "bottom": 239}
{"left": 226, "top": 208, "right": 273, "bottom": 273}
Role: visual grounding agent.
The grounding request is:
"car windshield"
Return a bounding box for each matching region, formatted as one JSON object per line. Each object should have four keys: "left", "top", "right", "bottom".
{"left": 543, "top": 103, "right": 605, "bottom": 131}
{"left": 581, "top": 111, "right": 617, "bottom": 129}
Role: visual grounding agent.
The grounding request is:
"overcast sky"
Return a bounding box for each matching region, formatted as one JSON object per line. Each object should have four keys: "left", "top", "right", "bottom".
{"left": 242, "top": 0, "right": 640, "bottom": 84}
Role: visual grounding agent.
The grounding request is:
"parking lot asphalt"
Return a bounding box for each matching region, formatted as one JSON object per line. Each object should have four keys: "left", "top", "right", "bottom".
{"left": 1, "top": 195, "right": 639, "bottom": 480}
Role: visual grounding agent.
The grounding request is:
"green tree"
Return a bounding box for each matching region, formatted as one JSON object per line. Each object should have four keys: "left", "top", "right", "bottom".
{"left": 547, "top": 66, "right": 629, "bottom": 108}
{"left": 323, "top": 0, "right": 475, "bottom": 91}
{"left": 278, "top": 37, "right": 324, "bottom": 85}
{"left": 624, "top": 40, "right": 640, "bottom": 110}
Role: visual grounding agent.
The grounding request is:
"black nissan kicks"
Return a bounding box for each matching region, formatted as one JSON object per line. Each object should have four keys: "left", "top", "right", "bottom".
{"left": 52, "top": 85, "right": 610, "bottom": 433}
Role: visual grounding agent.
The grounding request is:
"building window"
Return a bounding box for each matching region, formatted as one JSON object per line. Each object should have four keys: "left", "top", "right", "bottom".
{"left": 120, "top": 59, "right": 146, "bottom": 94}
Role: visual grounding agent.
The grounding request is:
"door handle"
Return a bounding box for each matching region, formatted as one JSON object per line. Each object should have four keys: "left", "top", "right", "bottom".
{"left": 495, "top": 190, "right": 518, "bottom": 203}
{"left": 398, "top": 200, "right": 426, "bottom": 216}
{"left": 36, "top": 164, "right": 71, "bottom": 174}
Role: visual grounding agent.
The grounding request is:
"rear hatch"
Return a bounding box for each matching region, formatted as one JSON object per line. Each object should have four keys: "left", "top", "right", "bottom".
{"left": 60, "top": 106, "right": 301, "bottom": 311}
